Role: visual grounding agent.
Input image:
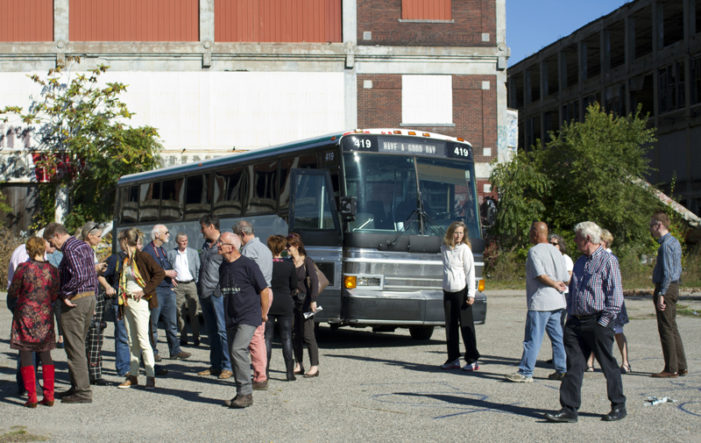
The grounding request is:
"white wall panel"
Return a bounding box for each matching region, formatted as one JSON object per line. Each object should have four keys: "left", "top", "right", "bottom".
{"left": 1, "top": 71, "right": 346, "bottom": 152}
{"left": 105, "top": 71, "right": 347, "bottom": 150}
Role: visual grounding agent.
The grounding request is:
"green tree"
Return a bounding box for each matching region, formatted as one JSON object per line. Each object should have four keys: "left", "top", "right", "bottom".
{"left": 489, "top": 103, "right": 660, "bottom": 252}
{"left": 489, "top": 150, "right": 550, "bottom": 250}
{"left": 1, "top": 58, "right": 161, "bottom": 230}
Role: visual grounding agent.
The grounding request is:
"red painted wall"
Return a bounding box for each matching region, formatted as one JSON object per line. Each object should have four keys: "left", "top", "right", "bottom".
{"left": 215, "top": 0, "right": 341, "bottom": 42}
{"left": 0, "top": 0, "right": 53, "bottom": 41}
{"left": 69, "top": 0, "right": 198, "bottom": 41}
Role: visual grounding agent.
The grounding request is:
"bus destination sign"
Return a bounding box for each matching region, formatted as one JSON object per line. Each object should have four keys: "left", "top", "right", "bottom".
{"left": 378, "top": 137, "right": 443, "bottom": 156}
{"left": 342, "top": 135, "right": 471, "bottom": 160}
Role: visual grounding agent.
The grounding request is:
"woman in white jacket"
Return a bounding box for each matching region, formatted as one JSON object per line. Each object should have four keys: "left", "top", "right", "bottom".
{"left": 440, "top": 221, "right": 480, "bottom": 371}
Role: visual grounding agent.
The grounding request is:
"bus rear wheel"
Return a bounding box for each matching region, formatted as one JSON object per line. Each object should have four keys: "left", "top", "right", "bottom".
{"left": 409, "top": 326, "right": 434, "bottom": 340}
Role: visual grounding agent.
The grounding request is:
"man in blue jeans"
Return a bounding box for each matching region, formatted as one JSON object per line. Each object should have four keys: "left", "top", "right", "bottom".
{"left": 143, "top": 225, "right": 191, "bottom": 361}
{"left": 505, "top": 221, "right": 569, "bottom": 383}
{"left": 196, "top": 215, "right": 233, "bottom": 379}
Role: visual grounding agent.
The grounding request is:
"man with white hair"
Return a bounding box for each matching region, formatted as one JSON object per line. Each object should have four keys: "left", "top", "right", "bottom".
{"left": 143, "top": 224, "right": 191, "bottom": 361}
{"left": 544, "top": 221, "right": 626, "bottom": 423}
{"left": 217, "top": 231, "right": 271, "bottom": 408}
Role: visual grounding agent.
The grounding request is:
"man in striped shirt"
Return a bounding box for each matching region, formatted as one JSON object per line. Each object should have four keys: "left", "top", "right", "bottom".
{"left": 44, "top": 222, "right": 98, "bottom": 404}
{"left": 544, "top": 221, "right": 626, "bottom": 423}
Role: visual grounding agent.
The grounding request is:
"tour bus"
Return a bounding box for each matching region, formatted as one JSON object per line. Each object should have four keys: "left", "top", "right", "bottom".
{"left": 114, "top": 129, "right": 487, "bottom": 340}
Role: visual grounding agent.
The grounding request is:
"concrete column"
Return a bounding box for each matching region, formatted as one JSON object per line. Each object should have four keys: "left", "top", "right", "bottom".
{"left": 54, "top": 0, "right": 69, "bottom": 42}
{"left": 200, "top": 0, "right": 215, "bottom": 67}
{"left": 54, "top": 0, "right": 69, "bottom": 66}
{"left": 342, "top": 0, "right": 357, "bottom": 44}
{"left": 343, "top": 0, "right": 357, "bottom": 129}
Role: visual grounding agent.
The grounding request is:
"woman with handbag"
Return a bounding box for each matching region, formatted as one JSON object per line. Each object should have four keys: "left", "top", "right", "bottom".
{"left": 116, "top": 228, "right": 165, "bottom": 390}
{"left": 286, "top": 233, "right": 320, "bottom": 378}
{"left": 440, "top": 221, "right": 480, "bottom": 371}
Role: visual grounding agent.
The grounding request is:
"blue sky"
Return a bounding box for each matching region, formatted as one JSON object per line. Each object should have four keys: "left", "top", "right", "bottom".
{"left": 507, "top": 0, "right": 632, "bottom": 66}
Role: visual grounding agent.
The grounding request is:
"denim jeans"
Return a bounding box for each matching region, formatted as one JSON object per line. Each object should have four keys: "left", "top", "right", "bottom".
{"left": 200, "top": 295, "right": 232, "bottom": 372}
{"left": 150, "top": 287, "right": 182, "bottom": 357}
{"left": 112, "top": 304, "right": 131, "bottom": 376}
{"left": 518, "top": 309, "right": 567, "bottom": 376}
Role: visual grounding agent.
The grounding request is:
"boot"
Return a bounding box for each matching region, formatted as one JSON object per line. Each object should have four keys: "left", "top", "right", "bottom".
{"left": 40, "top": 364, "right": 55, "bottom": 406}
{"left": 285, "top": 359, "right": 296, "bottom": 381}
{"left": 20, "top": 366, "right": 38, "bottom": 408}
{"left": 227, "top": 393, "right": 253, "bottom": 408}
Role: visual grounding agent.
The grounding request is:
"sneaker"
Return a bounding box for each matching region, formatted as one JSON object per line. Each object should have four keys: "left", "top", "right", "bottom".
{"left": 548, "top": 371, "right": 566, "bottom": 381}
{"left": 462, "top": 362, "right": 480, "bottom": 372}
{"left": 504, "top": 372, "right": 533, "bottom": 383}
{"left": 440, "top": 358, "right": 461, "bottom": 370}
{"left": 171, "top": 351, "right": 191, "bottom": 360}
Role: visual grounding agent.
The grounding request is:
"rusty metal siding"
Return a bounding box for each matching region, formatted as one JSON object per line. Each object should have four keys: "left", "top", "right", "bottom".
{"left": 215, "top": 0, "right": 341, "bottom": 42}
{"left": 402, "top": 0, "right": 451, "bottom": 20}
{"left": 69, "top": 0, "right": 198, "bottom": 41}
{"left": 0, "top": 0, "right": 53, "bottom": 41}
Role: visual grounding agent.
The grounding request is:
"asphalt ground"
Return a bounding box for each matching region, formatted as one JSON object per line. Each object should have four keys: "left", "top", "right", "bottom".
{"left": 1, "top": 289, "right": 700, "bottom": 442}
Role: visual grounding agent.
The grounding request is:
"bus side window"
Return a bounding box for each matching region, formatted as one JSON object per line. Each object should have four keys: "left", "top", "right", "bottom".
{"left": 247, "top": 160, "right": 278, "bottom": 215}
{"left": 120, "top": 186, "right": 139, "bottom": 223}
{"left": 213, "top": 167, "right": 246, "bottom": 217}
{"left": 278, "top": 152, "right": 318, "bottom": 219}
{"left": 184, "top": 174, "right": 212, "bottom": 220}
{"left": 139, "top": 182, "right": 160, "bottom": 222}
{"left": 161, "top": 178, "right": 184, "bottom": 221}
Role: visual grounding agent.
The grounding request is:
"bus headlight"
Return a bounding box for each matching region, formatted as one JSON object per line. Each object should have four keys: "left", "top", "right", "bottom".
{"left": 344, "top": 275, "right": 357, "bottom": 289}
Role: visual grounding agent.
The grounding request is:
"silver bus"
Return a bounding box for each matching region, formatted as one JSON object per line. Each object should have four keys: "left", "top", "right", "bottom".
{"left": 115, "top": 129, "right": 487, "bottom": 340}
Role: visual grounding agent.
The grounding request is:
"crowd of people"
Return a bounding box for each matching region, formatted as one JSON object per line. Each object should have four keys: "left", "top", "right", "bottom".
{"left": 6, "top": 215, "right": 324, "bottom": 409}
{"left": 6, "top": 211, "right": 688, "bottom": 417}
{"left": 436, "top": 212, "right": 687, "bottom": 423}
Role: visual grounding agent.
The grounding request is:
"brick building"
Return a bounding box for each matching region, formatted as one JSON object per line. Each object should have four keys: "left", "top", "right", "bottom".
{"left": 508, "top": 0, "right": 701, "bottom": 216}
{"left": 0, "top": 0, "right": 507, "bottom": 231}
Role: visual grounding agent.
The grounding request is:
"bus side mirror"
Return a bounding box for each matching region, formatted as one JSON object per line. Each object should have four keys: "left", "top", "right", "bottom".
{"left": 340, "top": 196, "right": 357, "bottom": 221}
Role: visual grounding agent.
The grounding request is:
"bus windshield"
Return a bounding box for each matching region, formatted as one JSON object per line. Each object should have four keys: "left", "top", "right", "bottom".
{"left": 343, "top": 152, "right": 481, "bottom": 240}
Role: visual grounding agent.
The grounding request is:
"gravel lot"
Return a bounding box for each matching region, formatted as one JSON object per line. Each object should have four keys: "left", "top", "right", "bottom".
{"left": 1, "top": 289, "right": 700, "bottom": 442}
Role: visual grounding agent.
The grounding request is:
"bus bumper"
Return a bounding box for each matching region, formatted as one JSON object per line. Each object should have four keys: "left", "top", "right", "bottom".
{"left": 342, "top": 289, "right": 487, "bottom": 326}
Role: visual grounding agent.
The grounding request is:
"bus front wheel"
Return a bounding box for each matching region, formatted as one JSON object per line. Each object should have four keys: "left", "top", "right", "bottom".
{"left": 409, "top": 326, "right": 434, "bottom": 340}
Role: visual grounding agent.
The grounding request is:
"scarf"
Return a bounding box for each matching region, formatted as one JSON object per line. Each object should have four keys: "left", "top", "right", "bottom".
{"left": 118, "top": 255, "right": 147, "bottom": 306}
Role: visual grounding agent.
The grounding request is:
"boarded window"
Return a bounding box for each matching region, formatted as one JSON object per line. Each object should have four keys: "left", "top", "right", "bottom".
{"left": 402, "top": 0, "right": 451, "bottom": 21}
{"left": 401, "top": 75, "right": 453, "bottom": 125}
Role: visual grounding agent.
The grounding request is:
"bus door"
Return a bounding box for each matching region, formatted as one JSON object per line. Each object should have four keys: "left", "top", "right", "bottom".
{"left": 288, "top": 169, "right": 343, "bottom": 323}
